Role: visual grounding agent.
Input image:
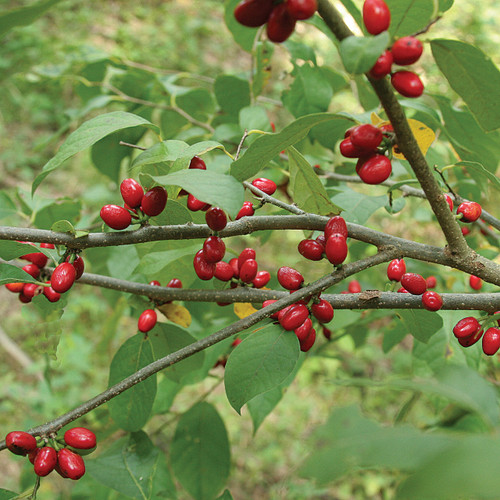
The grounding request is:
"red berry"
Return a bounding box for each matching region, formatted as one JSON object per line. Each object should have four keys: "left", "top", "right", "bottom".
{"left": 363, "top": 0, "right": 390, "bottom": 35}
{"left": 40, "top": 243, "right": 55, "bottom": 250}
{"left": 324, "top": 216, "right": 348, "bottom": 240}
{"left": 457, "top": 201, "right": 482, "bottom": 223}
{"left": 229, "top": 258, "right": 240, "bottom": 279}
{"left": 100, "top": 204, "right": 132, "bottom": 230}
{"left": 203, "top": 236, "right": 226, "bottom": 263}
{"left": 298, "top": 239, "right": 324, "bottom": 261}
{"left": 316, "top": 234, "right": 326, "bottom": 247}
{"left": 5, "top": 282, "right": 24, "bottom": 293}
{"left": 141, "top": 186, "right": 168, "bottom": 216}
{"left": 23, "top": 283, "right": 43, "bottom": 300}
{"left": 350, "top": 124, "right": 383, "bottom": 152}
{"left": 34, "top": 446, "right": 57, "bottom": 477}
{"left": 356, "top": 154, "right": 392, "bottom": 184}
{"left": 453, "top": 317, "right": 481, "bottom": 339}
{"left": 193, "top": 250, "right": 216, "bottom": 280}
{"left": 138, "top": 309, "right": 157, "bottom": 333}
{"left": 120, "top": 178, "right": 144, "bottom": 208}
{"left": 187, "top": 193, "right": 210, "bottom": 212}
{"left": 28, "top": 449, "right": 39, "bottom": 464}
{"left": 421, "top": 291, "right": 443, "bottom": 311}
{"left": 387, "top": 259, "right": 406, "bottom": 282}
{"left": 482, "top": 327, "right": 500, "bottom": 356}
{"left": 458, "top": 329, "right": 483, "bottom": 347}
{"left": 236, "top": 201, "right": 255, "bottom": 220}
{"left": 167, "top": 278, "right": 182, "bottom": 289}
{"left": 149, "top": 280, "right": 161, "bottom": 286}
{"left": 43, "top": 282, "right": 61, "bottom": 303}
{"left": 391, "top": 71, "right": 424, "bottom": 98}
{"left": 252, "top": 270, "right": 271, "bottom": 288}
{"left": 251, "top": 177, "right": 277, "bottom": 195}
{"left": 22, "top": 263, "right": 40, "bottom": 279}
{"left": 266, "top": 3, "right": 296, "bottom": 43}
{"left": 461, "top": 226, "right": 471, "bottom": 236}
{"left": 425, "top": 276, "right": 437, "bottom": 289}
{"left": 19, "top": 293, "right": 32, "bottom": 303}
{"left": 57, "top": 448, "right": 86, "bottom": 480}
{"left": 22, "top": 251, "right": 48, "bottom": 268}
{"left": 287, "top": 0, "right": 317, "bottom": 20}
{"left": 300, "top": 328, "right": 316, "bottom": 352}
{"left": 51, "top": 262, "right": 77, "bottom": 293}
{"left": 469, "top": 275, "right": 483, "bottom": 291}
{"left": 240, "top": 259, "right": 258, "bottom": 283}
{"left": 6, "top": 431, "right": 37, "bottom": 456}
{"left": 238, "top": 248, "right": 257, "bottom": 269}
{"left": 391, "top": 36, "right": 423, "bottom": 66}
{"left": 322, "top": 326, "right": 332, "bottom": 340}
{"left": 325, "top": 234, "right": 348, "bottom": 266}
{"left": 64, "top": 427, "right": 97, "bottom": 450}
{"left": 277, "top": 266, "right": 304, "bottom": 290}
{"left": 234, "top": 0, "right": 274, "bottom": 27}
{"left": 294, "top": 317, "right": 313, "bottom": 341}
{"left": 72, "top": 256, "right": 85, "bottom": 280}
{"left": 369, "top": 49, "right": 393, "bottom": 79}
{"left": 214, "top": 261, "right": 234, "bottom": 282}
{"left": 279, "top": 304, "right": 310, "bottom": 331}
{"left": 262, "top": 299, "right": 279, "bottom": 318}
{"left": 401, "top": 272, "right": 427, "bottom": 295}
{"left": 348, "top": 280, "right": 362, "bottom": 293}
{"left": 311, "top": 299, "right": 334, "bottom": 323}
{"left": 189, "top": 156, "right": 207, "bottom": 170}
{"left": 205, "top": 207, "right": 227, "bottom": 232}
{"left": 339, "top": 138, "right": 365, "bottom": 158}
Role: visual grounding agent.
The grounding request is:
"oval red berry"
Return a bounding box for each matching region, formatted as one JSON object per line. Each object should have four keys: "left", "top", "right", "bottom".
{"left": 51, "top": 262, "right": 77, "bottom": 293}
{"left": 100, "top": 204, "right": 132, "bottom": 230}
{"left": 277, "top": 266, "right": 304, "bottom": 290}
{"left": 141, "top": 186, "right": 167, "bottom": 216}
{"left": 64, "top": 427, "right": 97, "bottom": 450}
{"left": 138, "top": 309, "right": 157, "bottom": 333}
{"left": 120, "top": 178, "right": 144, "bottom": 208}
{"left": 401, "top": 272, "right": 427, "bottom": 295}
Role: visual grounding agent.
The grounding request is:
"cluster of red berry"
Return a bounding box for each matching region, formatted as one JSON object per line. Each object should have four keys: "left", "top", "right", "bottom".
{"left": 5, "top": 242, "right": 84, "bottom": 303}
{"left": 453, "top": 316, "right": 500, "bottom": 355}
{"left": 5, "top": 427, "right": 96, "bottom": 480}
{"left": 263, "top": 266, "right": 333, "bottom": 351}
{"left": 234, "top": 0, "right": 317, "bottom": 43}
{"left": 339, "top": 124, "right": 393, "bottom": 184}
{"left": 298, "top": 215, "right": 349, "bottom": 265}
{"left": 137, "top": 278, "right": 183, "bottom": 333}
{"left": 364, "top": 0, "right": 424, "bottom": 98}
{"left": 100, "top": 178, "right": 167, "bottom": 230}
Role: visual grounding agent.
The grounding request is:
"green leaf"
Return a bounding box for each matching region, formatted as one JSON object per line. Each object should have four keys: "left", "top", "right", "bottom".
{"left": 329, "top": 187, "right": 387, "bottom": 224}
{"left": 0, "top": 191, "right": 18, "bottom": 223}
{"left": 232, "top": 113, "right": 350, "bottom": 181}
{"left": 86, "top": 431, "right": 176, "bottom": 499}
{"left": 32, "top": 111, "right": 159, "bottom": 193}
{"left": 396, "top": 309, "right": 443, "bottom": 343}
{"left": 131, "top": 140, "right": 189, "bottom": 170}
{"left": 339, "top": 32, "right": 389, "bottom": 74}
{"left": 439, "top": 0, "right": 454, "bottom": 12}
{"left": 0, "top": 263, "right": 43, "bottom": 286}
{"left": 224, "top": 0, "right": 258, "bottom": 52}
{"left": 288, "top": 147, "right": 342, "bottom": 215}
{"left": 0, "top": 0, "right": 63, "bottom": 38}
{"left": 0, "top": 241, "right": 39, "bottom": 261}
{"left": 171, "top": 402, "right": 230, "bottom": 500}
{"left": 431, "top": 39, "right": 500, "bottom": 132}
{"left": 0, "top": 489, "right": 18, "bottom": 500}
{"left": 214, "top": 75, "right": 251, "bottom": 117}
{"left": 152, "top": 170, "right": 244, "bottom": 219}
{"left": 224, "top": 324, "right": 300, "bottom": 414}
{"left": 176, "top": 88, "right": 215, "bottom": 122}
{"left": 386, "top": 0, "right": 435, "bottom": 38}
{"left": 107, "top": 334, "right": 157, "bottom": 432}
{"left": 217, "top": 490, "right": 234, "bottom": 500}
{"left": 451, "top": 161, "right": 500, "bottom": 192}
{"left": 247, "top": 387, "right": 283, "bottom": 434}
{"left": 51, "top": 220, "right": 76, "bottom": 235}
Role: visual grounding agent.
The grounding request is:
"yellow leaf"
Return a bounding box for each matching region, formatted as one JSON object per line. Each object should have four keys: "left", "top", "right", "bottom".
{"left": 370, "top": 112, "right": 384, "bottom": 126}
{"left": 234, "top": 302, "right": 258, "bottom": 319}
{"left": 157, "top": 303, "right": 192, "bottom": 328}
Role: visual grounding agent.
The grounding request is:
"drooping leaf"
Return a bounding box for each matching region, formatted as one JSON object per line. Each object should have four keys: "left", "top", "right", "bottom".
{"left": 329, "top": 187, "right": 386, "bottom": 224}
{"left": 386, "top": 0, "right": 435, "bottom": 38}
{"left": 0, "top": 263, "right": 44, "bottom": 286}
{"left": 449, "top": 161, "right": 500, "bottom": 192}
{"left": 339, "top": 32, "right": 389, "bottom": 74}
{"left": 157, "top": 303, "right": 192, "bottom": 328}
{"left": 171, "top": 402, "right": 231, "bottom": 500}
{"left": 396, "top": 309, "right": 443, "bottom": 343}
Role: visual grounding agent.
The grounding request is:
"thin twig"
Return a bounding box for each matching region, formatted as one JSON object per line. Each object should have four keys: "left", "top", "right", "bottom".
{"left": 119, "top": 141, "right": 147, "bottom": 151}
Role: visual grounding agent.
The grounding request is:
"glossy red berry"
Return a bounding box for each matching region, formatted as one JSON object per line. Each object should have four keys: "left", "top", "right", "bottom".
{"left": 229, "top": 258, "right": 240, "bottom": 278}
{"left": 51, "top": 262, "right": 77, "bottom": 293}
{"left": 300, "top": 328, "right": 316, "bottom": 352}
{"left": 469, "top": 275, "right": 483, "bottom": 291}
{"left": 325, "top": 234, "right": 348, "bottom": 266}
{"left": 280, "top": 304, "right": 310, "bottom": 331}
{"left": 482, "top": 327, "right": 500, "bottom": 356}
{"left": 22, "top": 263, "right": 41, "bottom": 279}
{"left": 234, "top": 0, "right": 274, "bottom": 27}
{"left": 189, "top": 156, "right": 207, "bottom": 170}
{"left": 149, "top": 280, "right": 161, "bottom": 287}
{"left": 64, "top": 427, "right": 97, "bottom": 450}
{"left": 21, "top": 251, "right": 48, "bottom": 269}
{"left": 6, "top": 431, "right": 37, "bottom": 456}
{"left": 266, "top": 3, "right": 296, "bottom": 43}
{"left": 425, "top": 276, "right": 437, "bottom": 289}
{"left": 57, "top": 448, "right": 85, "bottom": 480}
{"left": 251, "top": 177, "right": 277, "bottom": 195}
{"left": 277, "top": 266, "right": 304, "bottom": 290}
{"left": 453, "top": 317, "right": 481, "bottom": 339}
{"left": 421, "top": 291, "right": 443, "bottom": 311}
{"left": 203, "top": 236, "right": 226, "bottom": 263}
{"left": 350, "top": 124, "right": 383, "bottom": 152}
{"left": 43, "top": 282, "right": 61, "bottom": 303}
{"left": 391, "top": 71, "right": 424, "bottom": 98}
{"left": 240, "top": 259, "right": 258, "bottom": 283}
{"left": 187, "top": 193, "right": 210, "bottom": 212}
{"left": 5, "top": 282, "right": 24, "bottom": 293}
{"left": 236, "top": 201, "right": 255, "bottom": 220}
{"left": 262, "top": 299, "right": 279, "bottom": 319}
{"left": 23, "top": 283, "right": 43, "bottom": 300}
{"left": 356, "top": 154, "right": 392, "bottom": 184}
{"left": 322, "top": 326, "right": 332, "bottom": 340}
{"left": 458, "top": 329, "right": 483, "bottom": 347}
{"left": 100, "top": 204, "right": 132, "bottom": 230}
{"left": 238, "top": 248, "right": 256, "bottom": 269}
{"left": 298, "top": 239, "right": 324, "bottom": 261}
{"left": 457, "top": 201, "right": 482, "bottom": 223}
{"left": 391, "top": 36, "right": 423, "bottom": 66}
{"left": 120, "top": 178, "right": 144, "bottom": 208}
{"left": 19, "top": 292, "right": 32, "bottom": 303}
{"left": 369, "top": 50, "right": 393, "bottom": 79}
{"left": 348, "top": 280, "right": 362, "bottom": 293}
{"left": 205, "top": 207, "right": 227, "bottom": 231}
{"left": 167, "top": 278, "right": 182, "bottom": 289}
{"left": 252, "top": 270, "right": 271, "bottom": 288}
{"left": 138, "top": 309, "right": 157, "bottom": 333}
{"left": 324, "top": 215, "right": 348, "bottom": 240}
{"left": 363, "top": 0, "right": 390, "bottom": 35}
{"left": 311, "top": 299, "right": 334, "bottom": 323}
{"left": 193, "top": 250, "right": 216, "bottom": 280}
{"left": 444, "top": 194, "right": 454, "bottom": 211}
{"left": 294, "top": 317, "right": 313, "bottom": 341}
{"left": 339, "top": 138, "right": 365, "bottom": 158}
{"left": 34, "top": 446, "right": 57, "bottom": 477}
{"left": 214, "top": 261, "right": 234, "bottom": 282}
{"left": 401, "top": 272, "right": 427, "bottom": 295}
{"left": 387, "top": 259, "right": 406, "bottom": 282}
{"left": 287, "top": 0, "right": 317, "bottom": 20}
{"left": 141, "top": 186, "right": 168, "bottom": 216}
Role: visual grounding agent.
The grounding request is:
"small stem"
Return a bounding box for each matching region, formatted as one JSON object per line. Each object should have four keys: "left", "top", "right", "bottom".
{"left": 119, "top": 141, "right": 147, "bottom": 151}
